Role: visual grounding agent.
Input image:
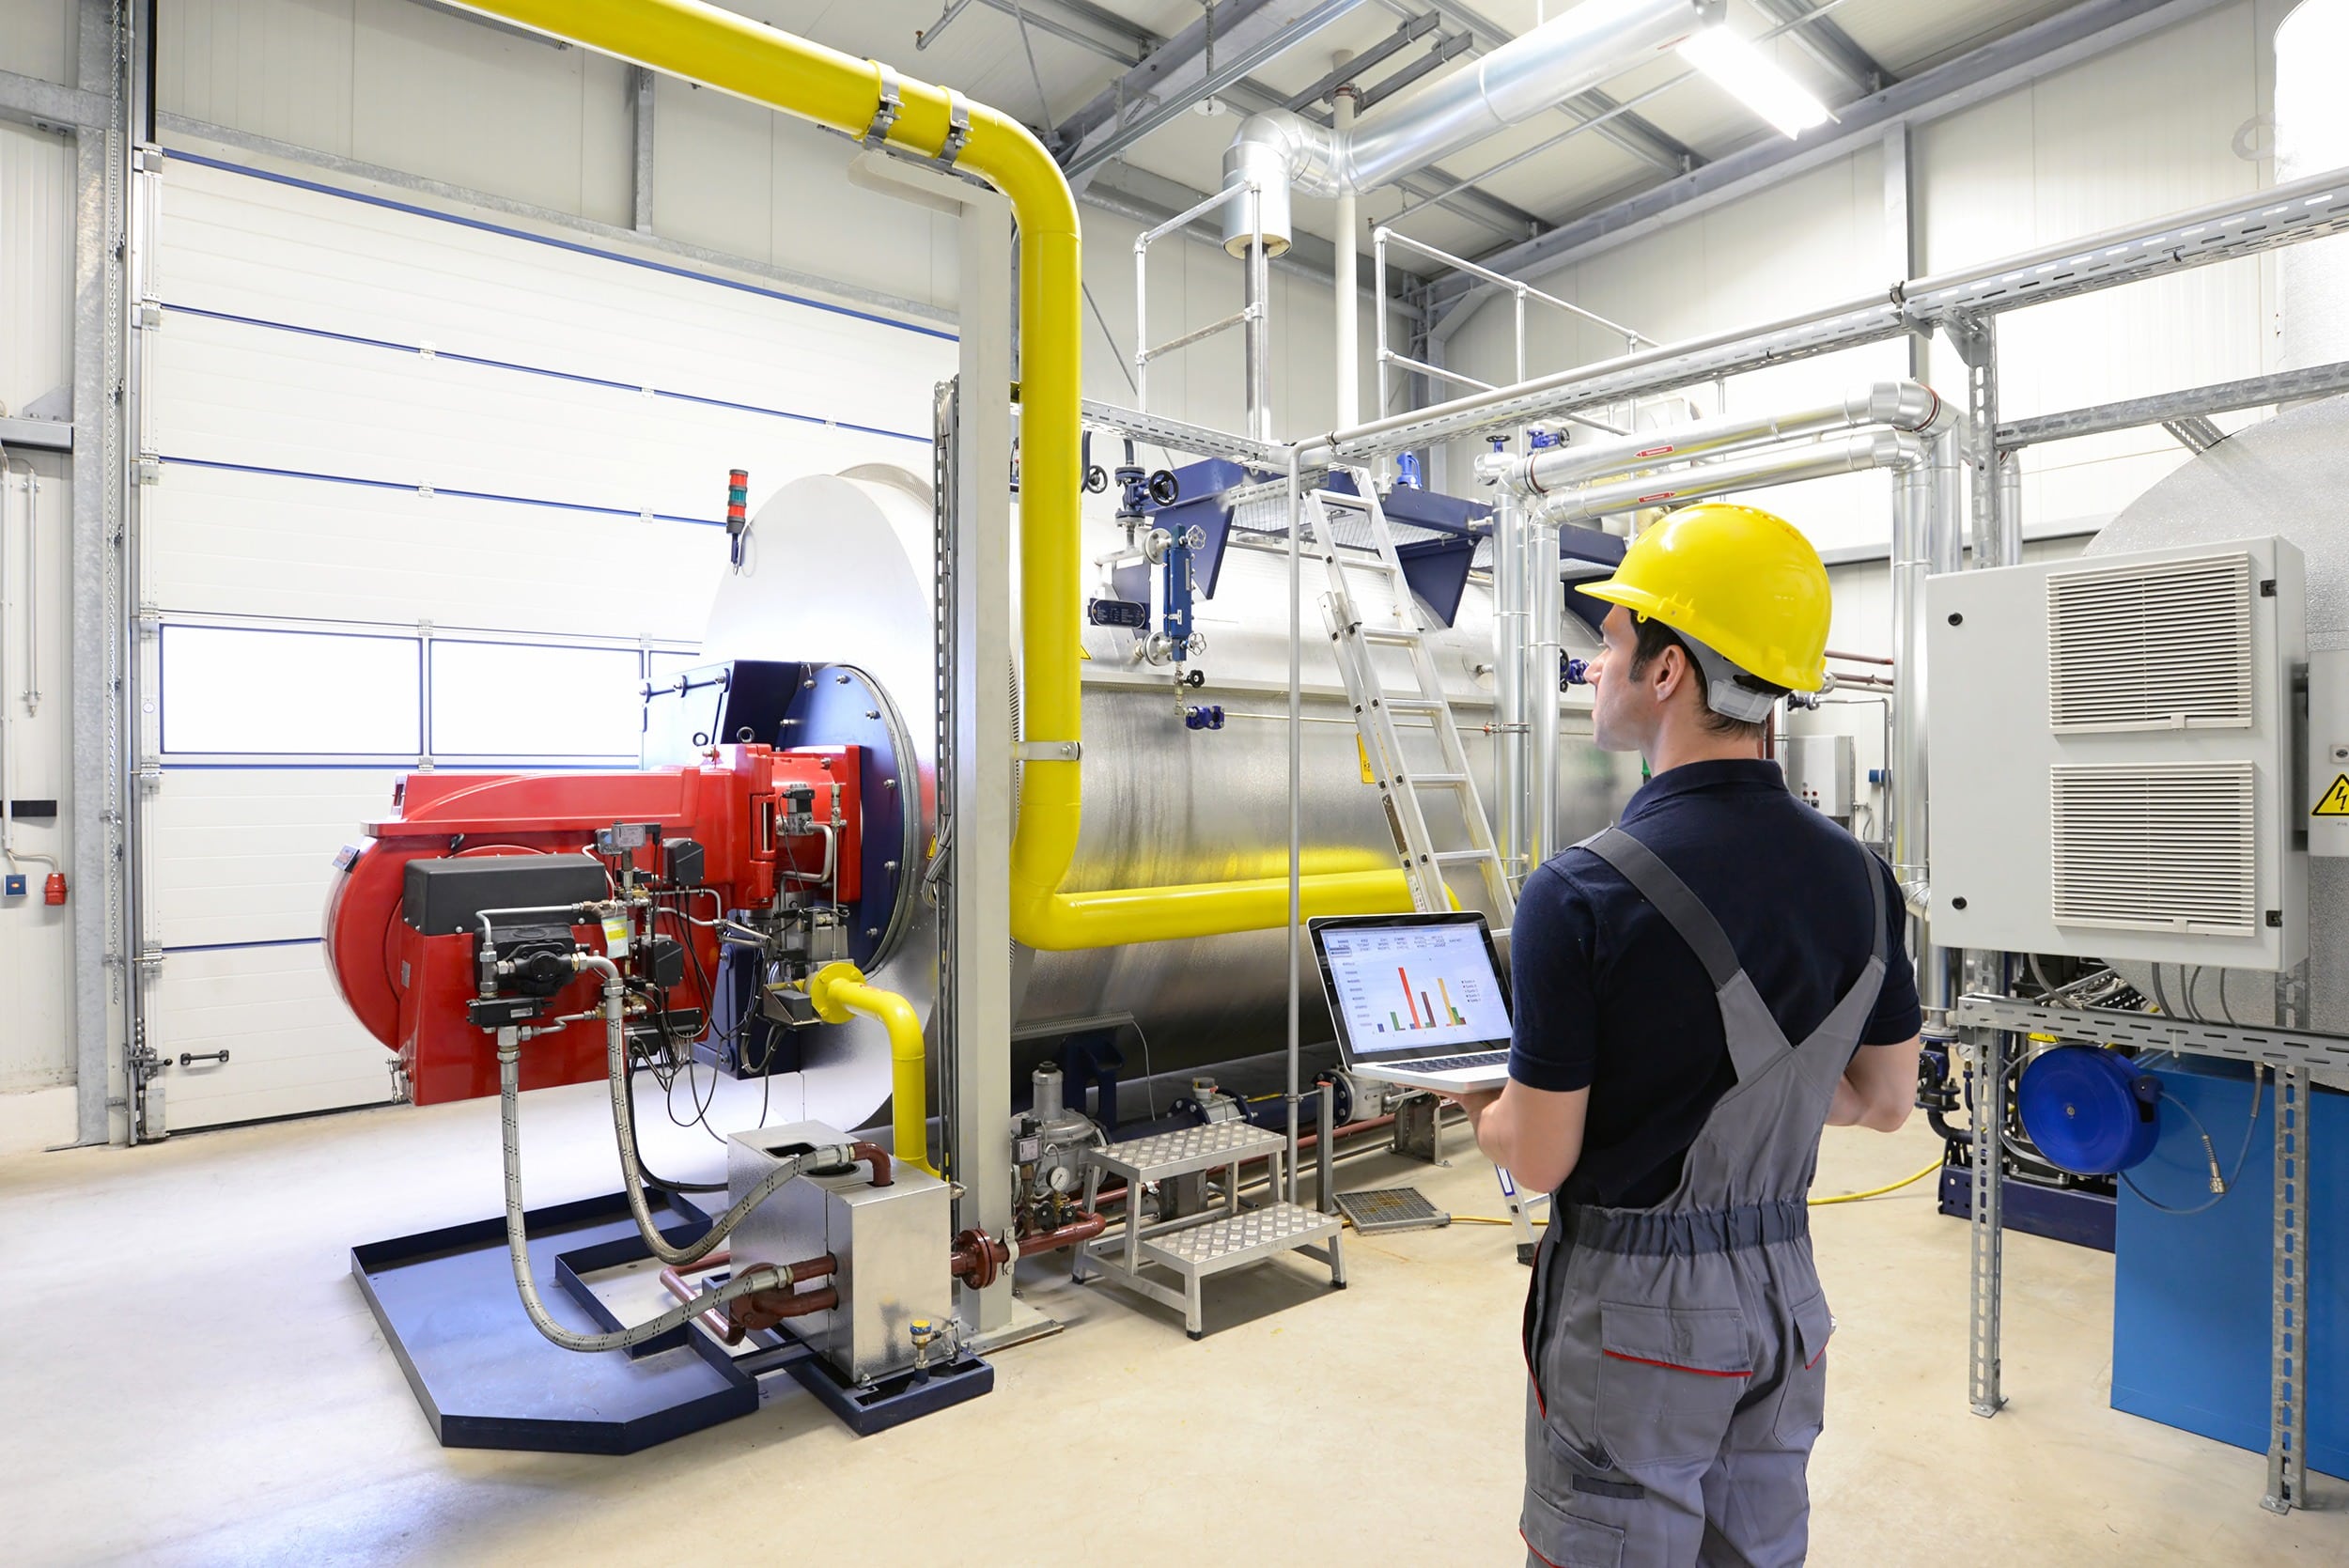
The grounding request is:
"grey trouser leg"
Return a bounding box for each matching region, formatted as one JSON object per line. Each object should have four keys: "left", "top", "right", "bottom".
{"left": 1697, "top": 1281, "right": 1829, "bottom": 1568}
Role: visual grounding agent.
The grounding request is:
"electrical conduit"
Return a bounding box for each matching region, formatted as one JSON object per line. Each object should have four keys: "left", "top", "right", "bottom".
{"left": 449, "top": 0, "right": 1411, "bottom": 951}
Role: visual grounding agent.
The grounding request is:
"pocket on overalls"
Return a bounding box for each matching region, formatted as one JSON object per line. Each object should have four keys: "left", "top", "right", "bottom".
{"left": 1522, "top": 1488, "right": 1627, "bottom": 1568}
{"left": 1593, "top": 1300, "right": 1751, "bottom": 1467}
{"left": 1772, "top": 1287, "right": 1835, "bottom": 1445}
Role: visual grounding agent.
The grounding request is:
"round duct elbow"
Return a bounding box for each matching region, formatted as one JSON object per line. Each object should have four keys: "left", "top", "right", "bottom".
{"left": 1847, "top": 380, "right": 1957, "bottom": 439}
{"left": 1219, "top": 111, "right": 1339, "bottom": 258}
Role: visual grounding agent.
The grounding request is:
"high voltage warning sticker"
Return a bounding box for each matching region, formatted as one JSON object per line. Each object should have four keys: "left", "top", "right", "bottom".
{"left": 2316, "top": 775, "right": 2349, "bottom": 816}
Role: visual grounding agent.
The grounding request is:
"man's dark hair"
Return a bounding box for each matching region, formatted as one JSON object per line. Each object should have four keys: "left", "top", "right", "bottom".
{"left": 1625, "top": 615, "right": 1786, "bottom": 740}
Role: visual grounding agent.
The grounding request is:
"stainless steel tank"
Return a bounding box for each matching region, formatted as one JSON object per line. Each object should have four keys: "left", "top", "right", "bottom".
{"left": 701, "top": 466, "right": 1634, "bottom": 1125}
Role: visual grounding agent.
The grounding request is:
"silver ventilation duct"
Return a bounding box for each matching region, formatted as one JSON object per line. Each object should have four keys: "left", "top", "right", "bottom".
{"left": 1219, "top": 0, "right": 1722, "bottom": 256}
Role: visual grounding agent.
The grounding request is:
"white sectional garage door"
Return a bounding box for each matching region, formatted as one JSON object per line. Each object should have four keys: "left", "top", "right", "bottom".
{"left": 138, "top": 149, "right": 953, "bottom": 1130}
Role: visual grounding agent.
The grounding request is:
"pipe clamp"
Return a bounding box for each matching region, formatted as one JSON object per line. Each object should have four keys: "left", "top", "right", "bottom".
{"left": 863, "top": 63, "right": 903, "bottom": 147}
{"left": 1013, "top": 739, "right": 1081, "bottom": 761}
{"left": 937, "top": 91, "right": 971, "bottom": 167}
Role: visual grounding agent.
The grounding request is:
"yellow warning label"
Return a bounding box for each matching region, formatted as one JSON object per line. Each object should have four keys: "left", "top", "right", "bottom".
{"left": 2316, "top": 775, "right": 2349, "bottom": 816}
{"left": 1358, "top": 736, "right": 1377, "bottom": 786}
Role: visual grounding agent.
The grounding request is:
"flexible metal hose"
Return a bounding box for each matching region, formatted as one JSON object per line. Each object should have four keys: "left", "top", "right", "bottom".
{"left": 576, "top": 954, "right": 858, "bottom": 1268}
{"left": 497, "top": 1035, "right": 801, "bottom": 1354}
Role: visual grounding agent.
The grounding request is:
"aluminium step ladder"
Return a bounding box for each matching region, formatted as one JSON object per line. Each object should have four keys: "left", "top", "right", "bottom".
{"left": 1073, "top": 1088, "right": 1346, "bottom": 1339}
{"left": 1304, "top": 470, "right": 1548, "bottom": 1260}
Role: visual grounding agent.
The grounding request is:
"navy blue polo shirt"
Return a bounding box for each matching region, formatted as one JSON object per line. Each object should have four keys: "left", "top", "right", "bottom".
{"left": 1508, "top": 757, "right": 1920, "bottom": 1209}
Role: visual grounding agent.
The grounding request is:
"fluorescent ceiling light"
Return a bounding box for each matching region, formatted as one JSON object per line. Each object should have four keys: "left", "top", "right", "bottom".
{"left": 1678, "top": 26, "right": 1832, "bottom": 139}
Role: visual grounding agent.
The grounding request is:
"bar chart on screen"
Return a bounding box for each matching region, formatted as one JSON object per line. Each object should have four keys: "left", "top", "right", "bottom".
{"left": 1321, "top": 922, "right": 1511, "bottom": 1057}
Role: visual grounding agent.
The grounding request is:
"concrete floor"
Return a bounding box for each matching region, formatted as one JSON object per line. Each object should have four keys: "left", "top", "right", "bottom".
{"left": 3, "top": 1081, "right": 2341, "bottom": 1567}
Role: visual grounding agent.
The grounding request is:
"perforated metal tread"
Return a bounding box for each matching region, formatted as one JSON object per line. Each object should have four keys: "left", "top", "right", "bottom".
{"left": 1140, "top": 1202, "right": 1342, "bottom": 1273}
{"left": 1334, "top": 1187, "right": 1451, "bottom": 1234}
{"left": 1087, "top": 1121, "right": 1284, "bottom": 1182}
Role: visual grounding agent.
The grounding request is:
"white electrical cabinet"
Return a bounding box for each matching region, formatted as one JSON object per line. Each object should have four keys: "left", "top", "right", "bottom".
{"left": 1926, "top": 536, "right": 2306, "bottom": 970}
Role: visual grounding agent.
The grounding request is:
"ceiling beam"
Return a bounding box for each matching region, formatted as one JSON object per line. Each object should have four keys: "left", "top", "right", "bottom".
{"left": 1426, "top": 0, "right": 2235, "bottom": 327}
{"left": 1748, "top": 0, "right": 1892, "bottom": 95}
{"left": 1055, "top": 0, "right": 1369, "bottom": 184}
{"left": 1282, "top": 12, "right": 1441, "bottom": 110}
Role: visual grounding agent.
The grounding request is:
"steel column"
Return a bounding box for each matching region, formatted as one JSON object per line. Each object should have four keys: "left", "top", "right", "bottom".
{"left": 69, "top": 0, "right": 122, "bottom": 1147}
{"left": 2265, "top": 961, "right": 2311, "bottom": 1514}
{"left": 946, "top": 188, "right": 1018, "bottom": 1339}
{"left": 631, "top": 66, "right": 655, "bottom": 233}
{"left": 1966, "top": 949, "right": 2008, "bottom": 1418}
{"left": 1491, "top": 487, "right": 1525, "bottom": 880}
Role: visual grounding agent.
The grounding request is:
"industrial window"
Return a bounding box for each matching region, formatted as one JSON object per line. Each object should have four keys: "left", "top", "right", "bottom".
{"left": 159, "top": 625, "right": 422, "bottom": 755}
{"left": 428, "top": 641, "right": 644, "bottom": 758}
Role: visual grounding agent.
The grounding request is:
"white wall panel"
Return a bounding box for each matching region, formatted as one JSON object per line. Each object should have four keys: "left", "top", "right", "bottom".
{"left": 0, "top": 0, "right": 79, "bottom": 85}
{"left": 1920, "top": 2, "right": 2267, "bottom": 531}
{"left": 0, "top": 431, "right": 72, "bottom": 1094}
{"left": 651, "top": 76, "right": 956, "bottom": 314}
{"left": 146, "top": 944, "right": 395, "bottom": 1129}
{"left": 162, "top": 0, "right": 361, "bottom": 158}
{"left": 0, "top": 119, "right": 72, "bottom": 417}
{"left": 145, "top": 769, "right": 401, "bottom": 947}
{"left": 349, "top": 0, "right": 634, "bottom": 227}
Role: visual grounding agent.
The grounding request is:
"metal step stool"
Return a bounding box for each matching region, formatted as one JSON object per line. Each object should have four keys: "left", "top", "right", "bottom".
{"left": 1074, "top": 1089, "right": 1346, "bottom": 1339}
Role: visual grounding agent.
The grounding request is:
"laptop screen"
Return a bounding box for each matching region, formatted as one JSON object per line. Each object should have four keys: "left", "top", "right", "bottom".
{"left": 1312, "top": 914, "right": 1512, "bottom": 1063}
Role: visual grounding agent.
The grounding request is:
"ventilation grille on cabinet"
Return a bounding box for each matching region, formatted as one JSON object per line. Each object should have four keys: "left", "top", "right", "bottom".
{"left": 2046, "top": 552, "right": 2253, "bottom": 732}
{"left": 2049, "top": 762, "right": 2257, "bottom": 936}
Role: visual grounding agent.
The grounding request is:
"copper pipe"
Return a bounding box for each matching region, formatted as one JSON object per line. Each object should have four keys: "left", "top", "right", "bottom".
{"left": 950, "top": 1228, "right": 1011, "bottom": 1289}
{"left": 847, "top": 1140, "right": 894, "bottom": 1187}
{"left": 1018, "top": 1210, "right": 1109, "bottom": 1257}
{"left": 660, "top": 1254, "right": 745, "bottom": 1344}
{"left": 663, "top": 1251, "right": 838, "bottom": 1341}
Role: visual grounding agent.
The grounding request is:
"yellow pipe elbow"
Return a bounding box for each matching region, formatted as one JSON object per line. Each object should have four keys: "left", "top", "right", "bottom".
{"left": 809, "top": 962, "right": 936, "bottom": 1176}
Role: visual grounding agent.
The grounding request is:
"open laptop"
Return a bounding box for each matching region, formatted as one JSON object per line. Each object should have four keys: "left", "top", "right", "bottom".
{"left": 1310, "top": 911, "right": 1515, "bottom": 1094}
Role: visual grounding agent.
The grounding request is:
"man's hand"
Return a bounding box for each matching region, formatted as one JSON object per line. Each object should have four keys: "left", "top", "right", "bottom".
{"left": 1437, "top": 1086, "right": 1502, "bottom": 1139}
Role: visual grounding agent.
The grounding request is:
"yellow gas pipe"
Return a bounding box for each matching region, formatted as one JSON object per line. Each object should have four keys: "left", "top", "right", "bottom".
{"left": 451, "top": 1, "right": 1412, "bottom": 949}
{"left": 808, "top": 962, "right": 937, "bottom": 1176}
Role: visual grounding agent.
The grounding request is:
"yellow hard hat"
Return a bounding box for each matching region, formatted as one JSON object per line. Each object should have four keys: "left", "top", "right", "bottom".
{"left": 1576, "top": 502, "right": 1830, "bottom": 692}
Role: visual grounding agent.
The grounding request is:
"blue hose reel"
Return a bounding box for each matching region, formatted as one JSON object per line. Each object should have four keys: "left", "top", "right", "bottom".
{"left": 2016, "top": 1045, "right": 2163, "bottom": 1175}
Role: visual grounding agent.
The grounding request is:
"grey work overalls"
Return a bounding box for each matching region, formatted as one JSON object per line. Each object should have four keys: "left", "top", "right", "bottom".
{"left": 1520, "top": 826, "right": 1887, "bottom": 1568}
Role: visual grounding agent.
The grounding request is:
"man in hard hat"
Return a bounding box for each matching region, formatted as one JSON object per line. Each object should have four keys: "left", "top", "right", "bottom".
{"left": 1448, "top": 502, "right": 1922, "bottom": 1568}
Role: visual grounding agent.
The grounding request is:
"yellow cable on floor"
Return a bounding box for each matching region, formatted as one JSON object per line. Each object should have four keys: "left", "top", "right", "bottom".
{"left": 1441, "top": 1157, "right": 1944, "bottom": 1228}
{"left": 1808, "top": 1157, "right": 1943, "bottom": 1205}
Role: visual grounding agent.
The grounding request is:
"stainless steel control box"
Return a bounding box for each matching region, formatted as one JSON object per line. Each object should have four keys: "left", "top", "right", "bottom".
{"left": 726, "top": 1121, "right": 951, "bottom": 1385}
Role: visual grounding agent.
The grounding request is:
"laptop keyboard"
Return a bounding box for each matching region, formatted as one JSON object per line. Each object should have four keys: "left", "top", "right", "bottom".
{"left": 1400, "top": 1051, "right": 1509, "bottom": 1073}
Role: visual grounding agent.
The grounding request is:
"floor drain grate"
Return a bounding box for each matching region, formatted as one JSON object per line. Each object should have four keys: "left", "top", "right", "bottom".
{"left": 1334, "top": 1187, "right": 1451, "bottom": 1234}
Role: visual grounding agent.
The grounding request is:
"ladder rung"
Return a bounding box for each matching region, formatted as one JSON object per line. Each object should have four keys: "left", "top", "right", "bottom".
{"left": 1408, "top": 772, "right": 1469, "bottom": 787}
{"left": 1433, "top": 849, "right": 1499, "bottom": 864}
{"left": 1386, "top": 698, "right": 1444, "bottom": 714}
{"left": 1357, "top": 627, "right": 1422, "bottom": 644}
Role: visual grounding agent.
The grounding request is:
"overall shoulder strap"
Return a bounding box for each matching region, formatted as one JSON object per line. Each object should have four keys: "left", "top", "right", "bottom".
{"left": 1576, "top": 826, "right": 1743, "bottom": 992}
